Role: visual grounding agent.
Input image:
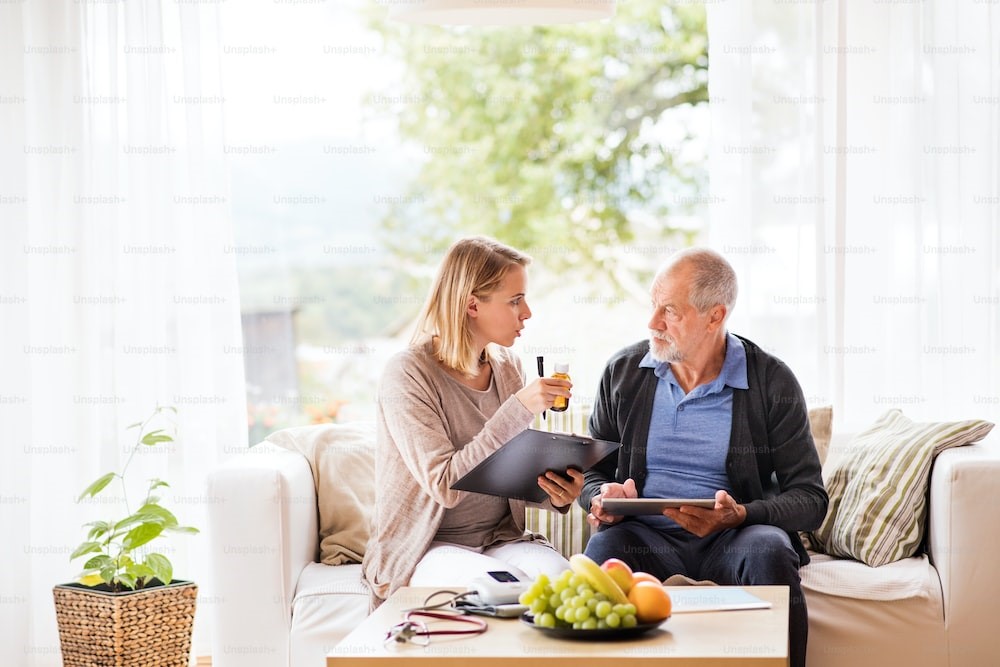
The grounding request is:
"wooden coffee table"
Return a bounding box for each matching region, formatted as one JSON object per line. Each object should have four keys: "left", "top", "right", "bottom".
{"left": 327, "top": 585, "right": 788, "bottom": 666}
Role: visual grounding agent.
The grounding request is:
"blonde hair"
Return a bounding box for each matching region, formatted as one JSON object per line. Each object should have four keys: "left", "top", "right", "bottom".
{"left": 411, "top": 236, "right": 531, "bottom": 376}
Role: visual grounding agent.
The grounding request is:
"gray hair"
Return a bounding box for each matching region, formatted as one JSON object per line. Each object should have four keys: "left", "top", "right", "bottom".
{"left": 655, "top": 247, "right": 738, "bottom": 318}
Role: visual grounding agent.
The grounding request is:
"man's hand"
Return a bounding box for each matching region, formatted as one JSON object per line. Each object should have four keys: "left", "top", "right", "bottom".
{"left": 662, "top": 489, "right": 746, "bottom": 537}
{"left": 587, "top": 478, "right": 638, "bottom": 528}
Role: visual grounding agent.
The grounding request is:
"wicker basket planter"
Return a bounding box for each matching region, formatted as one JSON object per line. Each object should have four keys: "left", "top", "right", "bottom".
{"left": 53, "top": 579, "right": 197, "bottom": 667}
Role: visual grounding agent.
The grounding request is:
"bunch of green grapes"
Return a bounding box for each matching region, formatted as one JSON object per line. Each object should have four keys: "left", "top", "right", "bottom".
{"left": 518, "top": 570, "right": 639, "bottom": 630}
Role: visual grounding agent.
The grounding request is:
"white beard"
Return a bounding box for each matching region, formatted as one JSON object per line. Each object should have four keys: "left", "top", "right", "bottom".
{"left": 649, "top": 334, "right": 684, "bottom": 363}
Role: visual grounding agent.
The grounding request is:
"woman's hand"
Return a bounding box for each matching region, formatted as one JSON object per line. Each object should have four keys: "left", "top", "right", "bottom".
{"left": 537, "top": 468, "right": 584, "bottom": 509}
{"left": 514, "top": 377, "right": 572, "bottom": 415}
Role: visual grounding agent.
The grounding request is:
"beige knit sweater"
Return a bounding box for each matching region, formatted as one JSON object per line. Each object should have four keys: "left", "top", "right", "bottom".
{"left": 361, "top": 340, "right": 559, "bottom": 604}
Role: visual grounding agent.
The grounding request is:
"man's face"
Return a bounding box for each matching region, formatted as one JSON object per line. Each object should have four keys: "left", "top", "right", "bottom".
{"left": 647, "top": 264, "right": 715, "bottom": 364}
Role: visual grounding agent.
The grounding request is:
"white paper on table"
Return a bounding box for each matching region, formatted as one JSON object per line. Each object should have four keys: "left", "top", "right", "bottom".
{"left": 668, "top": 588, "right": 773, "bottom": 613}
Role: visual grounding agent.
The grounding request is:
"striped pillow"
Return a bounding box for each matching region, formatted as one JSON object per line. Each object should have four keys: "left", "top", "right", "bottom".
{"left": 524, "top": 407, "right": 594, "bottom": 558}
{"left": 807, "top": 409, "right": 994, "bottom": 567}
{"left": 525, "top": 503, "right": 592, "bottom": 559}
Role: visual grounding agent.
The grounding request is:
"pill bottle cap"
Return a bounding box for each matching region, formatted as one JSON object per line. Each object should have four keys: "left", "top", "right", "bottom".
{"left": 553, "top": 362, "right": 569, "bottom": 374}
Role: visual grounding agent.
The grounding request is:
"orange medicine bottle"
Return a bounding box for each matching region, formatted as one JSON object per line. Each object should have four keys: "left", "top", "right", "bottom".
{"left": 550, "top": 363, "right": 570, "bottom": 412}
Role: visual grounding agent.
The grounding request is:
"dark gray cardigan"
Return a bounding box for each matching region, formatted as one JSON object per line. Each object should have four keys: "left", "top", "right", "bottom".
{"left": 581, "top": 334, "right": 829, "bottom": 565}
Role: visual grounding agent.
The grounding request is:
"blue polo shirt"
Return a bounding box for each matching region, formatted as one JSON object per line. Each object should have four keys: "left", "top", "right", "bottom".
{"left": 637, "top": 332, "right": 749, "bottom": 532}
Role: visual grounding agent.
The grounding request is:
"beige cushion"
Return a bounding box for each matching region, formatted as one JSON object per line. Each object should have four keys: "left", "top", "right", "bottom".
{"left": 807, "top": 409, "right": 993, "bottom": 567}
{"left": 800, "top": 551, "right": 937, "bottom": 601}
{"left": 267, "top": 422, "right": 376, "bottom": 565}
{"left": 525, "top": 503, "right": 591, "bottom": 558}
{"left": 808, "top": 405, "right": 833, "bottom": 464}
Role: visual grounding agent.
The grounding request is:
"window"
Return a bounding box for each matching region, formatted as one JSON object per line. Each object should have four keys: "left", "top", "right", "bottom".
{"left": 221, "top": 1, "right": 710, "bottom": 438}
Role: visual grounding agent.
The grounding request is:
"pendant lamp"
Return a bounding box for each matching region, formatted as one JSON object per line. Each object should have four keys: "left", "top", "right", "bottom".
{"left": 388, "top": 0, "right": 615, "bottom": 26}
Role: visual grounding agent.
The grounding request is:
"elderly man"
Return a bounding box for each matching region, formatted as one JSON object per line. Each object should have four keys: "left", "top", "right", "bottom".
{"left": 582, "top": 247, "right": 827, "bottom": 667}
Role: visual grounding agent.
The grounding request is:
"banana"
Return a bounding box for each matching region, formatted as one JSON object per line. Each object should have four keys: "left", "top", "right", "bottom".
{"left": 569, "top": 554, "right": 629, "bottom": 605}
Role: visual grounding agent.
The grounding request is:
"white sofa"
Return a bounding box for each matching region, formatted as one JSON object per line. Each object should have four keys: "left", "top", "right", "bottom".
{"left": 206, "top": 429, "right": 1000, "bottom": 667}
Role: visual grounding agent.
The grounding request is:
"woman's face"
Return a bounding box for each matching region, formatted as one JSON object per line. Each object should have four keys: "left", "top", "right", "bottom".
{"left": 468, "top": 264, "right": 532, "bottom": 348}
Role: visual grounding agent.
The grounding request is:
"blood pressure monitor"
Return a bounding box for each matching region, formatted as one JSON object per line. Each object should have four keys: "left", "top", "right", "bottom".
{"left": 468, "top": 570, "right": 530, "bottom": 606}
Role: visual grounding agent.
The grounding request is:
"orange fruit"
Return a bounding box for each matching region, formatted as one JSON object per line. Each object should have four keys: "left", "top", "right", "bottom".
{"left": 627, "top": 581, "right": 672, "bottom": 623}
{"left": 630, "top": 571, "right": 662, "bottom": 587}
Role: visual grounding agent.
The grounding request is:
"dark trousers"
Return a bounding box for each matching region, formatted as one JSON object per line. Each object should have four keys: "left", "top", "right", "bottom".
{"left": 585, "top": 521, "right": 807, "bottom": 667}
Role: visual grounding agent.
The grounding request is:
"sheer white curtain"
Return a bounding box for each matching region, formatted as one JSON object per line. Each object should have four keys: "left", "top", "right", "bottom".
{"left": 706, "top": 0, "right": 999, "bottom": 432}
{"left": 1, "top": 2, "right": 246, "bottom": 665}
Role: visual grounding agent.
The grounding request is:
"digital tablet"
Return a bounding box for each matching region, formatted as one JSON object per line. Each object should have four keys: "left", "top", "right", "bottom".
{"left": 600, "top": 498, "right": 716, "bottom": 515}
{"left": 451, "top": 429, "right": 620, "bottom": 503}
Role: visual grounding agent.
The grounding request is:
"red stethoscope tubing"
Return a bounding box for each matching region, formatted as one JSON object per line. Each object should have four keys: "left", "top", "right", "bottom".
{"left": 402, "top": 609, "right": 488, "bottom": 636}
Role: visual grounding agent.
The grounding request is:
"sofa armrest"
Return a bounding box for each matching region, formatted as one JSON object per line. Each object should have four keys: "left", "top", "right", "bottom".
{"left": 206, "top": 444, "right": 319, "bottom": 667}
{"left": 927, "top": 432, "right": 1000, "bottom": 664}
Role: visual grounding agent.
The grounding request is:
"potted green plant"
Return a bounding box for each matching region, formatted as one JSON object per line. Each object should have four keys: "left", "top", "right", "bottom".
{"left": 52, "top": 406, "right": 200, "bottom": 667}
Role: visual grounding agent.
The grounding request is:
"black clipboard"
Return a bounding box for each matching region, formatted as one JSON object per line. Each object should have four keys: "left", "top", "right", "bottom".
{"left": 451, "top": 429, "right": 621, "bottom": 503}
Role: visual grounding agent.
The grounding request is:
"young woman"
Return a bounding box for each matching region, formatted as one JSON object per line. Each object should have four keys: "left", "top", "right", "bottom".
{"left": 362, "top": 236, "right": 581, "bottom": 604}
